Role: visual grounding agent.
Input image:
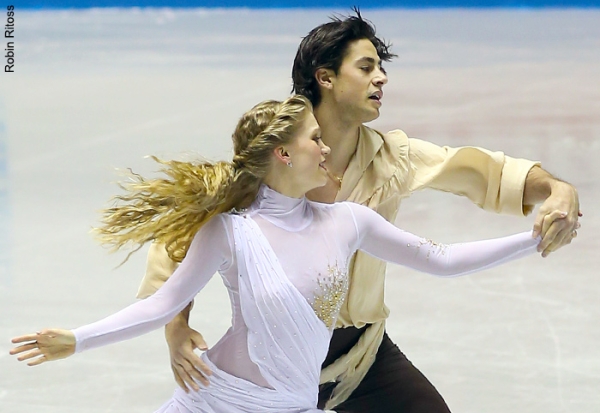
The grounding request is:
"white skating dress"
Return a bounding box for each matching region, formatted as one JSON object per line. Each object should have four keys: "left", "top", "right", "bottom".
{"left": 73, "top": 185, "right": 539, "bottom": 413}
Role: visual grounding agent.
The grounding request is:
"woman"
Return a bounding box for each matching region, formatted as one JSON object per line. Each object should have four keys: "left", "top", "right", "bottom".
{"left": 9, "top": 95, "right": 540, "bottom": 413}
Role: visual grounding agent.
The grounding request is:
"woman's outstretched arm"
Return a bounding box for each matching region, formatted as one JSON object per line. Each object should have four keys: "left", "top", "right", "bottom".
{"left": 346, "top": 203, "right": 541, "bottom": 277}
{"left": 10, "top": 215, "right": 231, "bottom": 366}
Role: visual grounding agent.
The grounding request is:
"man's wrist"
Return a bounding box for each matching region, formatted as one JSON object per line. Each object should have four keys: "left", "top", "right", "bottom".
{"left": 165, "top": 303, "right": 193, "bottom": 333}
{"left": 549, "top": 178, "right": 571, "bottom": 195}
{"left": 524, "top": 166, "right": 558, "bottom": 205}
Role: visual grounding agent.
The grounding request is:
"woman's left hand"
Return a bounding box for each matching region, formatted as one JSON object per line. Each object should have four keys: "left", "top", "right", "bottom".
{"left": 9, "top": 329, "right": 76, "bottom": 366}
{"left": 532, "top": 181, "right": 581, "bottom": 257}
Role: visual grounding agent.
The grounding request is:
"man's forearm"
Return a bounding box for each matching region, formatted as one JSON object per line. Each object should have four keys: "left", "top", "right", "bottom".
{"left": 165, "top": 302, "right": 193, "bottom": 333}
{"left": 523, "top": 165, "right": 568, "bottom": 206}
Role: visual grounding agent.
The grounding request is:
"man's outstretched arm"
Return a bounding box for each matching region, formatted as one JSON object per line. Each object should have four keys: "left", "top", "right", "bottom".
{"left": 406, "top": 137, "right": 580, "bottom": 256}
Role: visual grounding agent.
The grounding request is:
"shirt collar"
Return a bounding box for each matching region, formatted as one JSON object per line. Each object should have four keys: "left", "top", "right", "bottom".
{"left": 336, "top": 125, "right": 384, "bottom": 201}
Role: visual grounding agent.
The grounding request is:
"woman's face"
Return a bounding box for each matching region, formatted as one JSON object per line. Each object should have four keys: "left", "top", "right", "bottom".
{"left": 285, "top": 111, "right": 331, "bottom": 193}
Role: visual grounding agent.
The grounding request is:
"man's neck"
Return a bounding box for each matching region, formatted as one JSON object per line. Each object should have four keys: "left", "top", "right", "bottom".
{"left": 314, "top": 103, "right": 362, "bottom": 176}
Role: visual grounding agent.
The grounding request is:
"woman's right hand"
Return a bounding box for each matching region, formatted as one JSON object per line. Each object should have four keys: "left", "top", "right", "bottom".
{"left": 165, "top": 318, "right": 212, "bottom": 392}
{"left": 9, "top": 329, "right": 76, "bottom": 366}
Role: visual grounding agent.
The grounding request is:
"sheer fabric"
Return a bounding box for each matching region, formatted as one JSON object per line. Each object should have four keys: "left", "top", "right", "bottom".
{"left": 73, "top": 185, "right": 539, "bottom": 412}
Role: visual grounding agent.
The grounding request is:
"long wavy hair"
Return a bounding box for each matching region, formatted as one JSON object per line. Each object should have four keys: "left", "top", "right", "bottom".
{"left": 96, "top": 94, "right": 312, "bottom": 262}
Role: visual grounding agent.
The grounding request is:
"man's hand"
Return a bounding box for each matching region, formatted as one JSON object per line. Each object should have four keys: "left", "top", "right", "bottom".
{"left": 165, "top": 318, "right": 212, "bottom": 392}
{"left": 532, "top": 180, "right": 581, "bottom": 257}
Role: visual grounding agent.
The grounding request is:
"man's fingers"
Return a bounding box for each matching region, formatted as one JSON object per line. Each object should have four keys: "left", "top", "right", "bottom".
{"left": 179, "top": 356, "right": 209, "bottom": 386}
{"left": 175, "top": 362, "right": 201, "bottom": 391}
{"left": 541, "top": 210, "right": 567, "bottom": 237}
{"left": 171, "top": 365, "right": 190, "bottom": 393}
{"left": 539, "top": 223, "right": 562, "bottom": 255}
{"left": 183, "top": 350, "right": 212, "bottom": 377}
{"left": 532, "top": 214, "right": 544, "bottom": 239}
{"left": 541, "top": 223, "right": 578, "bottom": 257}
{"left": 190, "top": 331, "right": 208, "bottom": 351}
{"left": 186, "top": 355, "right": 212, "bottom": 378}
{"left": 186, "top": 365, "right": 209, "bottom": 387}
{"left": 194, "top": 357, "right": 212, "bottom": 377}
{"left": 537, "top": 210, "right": 571, "bottom": 252}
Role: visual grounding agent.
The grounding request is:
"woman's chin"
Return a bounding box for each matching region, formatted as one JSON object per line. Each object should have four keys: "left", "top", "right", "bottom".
{"left": 307, "top": 179, "right": 328, "bottom": 192}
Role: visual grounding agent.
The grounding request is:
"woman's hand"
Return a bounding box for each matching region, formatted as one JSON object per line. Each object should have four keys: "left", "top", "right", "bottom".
{"left": 532, "top": 181, "right": 581, "bottom": 257}
{"left": 9, "top": 329, "right": 76, "bottom": 366}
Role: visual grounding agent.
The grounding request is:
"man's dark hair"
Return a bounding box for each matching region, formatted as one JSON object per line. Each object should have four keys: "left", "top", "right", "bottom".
{"left": 292, "top": 7, "right": 396, "bottom": 107}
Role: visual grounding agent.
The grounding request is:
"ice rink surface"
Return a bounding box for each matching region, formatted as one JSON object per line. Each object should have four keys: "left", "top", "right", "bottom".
{"left": 0, "top": 7, "right": 599, "bottom": 413}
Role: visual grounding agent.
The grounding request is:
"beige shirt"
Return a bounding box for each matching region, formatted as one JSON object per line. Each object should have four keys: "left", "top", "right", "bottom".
{"left": 139, "top": 125, "right": 538, "bottom": 324}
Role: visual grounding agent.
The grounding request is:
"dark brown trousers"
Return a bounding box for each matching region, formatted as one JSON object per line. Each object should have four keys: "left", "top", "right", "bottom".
{"left": 318, "top": 326, "right": 451, "bottom": 413}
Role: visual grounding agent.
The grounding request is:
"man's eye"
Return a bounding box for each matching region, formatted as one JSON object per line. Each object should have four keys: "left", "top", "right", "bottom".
{"left": 380, "top": 66, "right": 387, "bottom": 75}
{"left": 361, "top": 66, "right": 371, "bottom": 72}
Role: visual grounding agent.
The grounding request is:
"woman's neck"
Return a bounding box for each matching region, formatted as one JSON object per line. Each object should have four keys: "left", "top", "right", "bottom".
{"left": 262, "top": 175, "right": 307, "bottom": 199}
{"left": 248, "top": 184, "right": 313, "bottom": 232}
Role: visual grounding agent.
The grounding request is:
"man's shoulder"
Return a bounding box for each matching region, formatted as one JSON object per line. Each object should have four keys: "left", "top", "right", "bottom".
{"left": 361, "top": 124, "right": 409, "bottom": 141}
{"left": 361, "top": 125, "right": 411, "bottom": 154}
{"left": 360, "top": 125, "right": 411, "bottom": 160}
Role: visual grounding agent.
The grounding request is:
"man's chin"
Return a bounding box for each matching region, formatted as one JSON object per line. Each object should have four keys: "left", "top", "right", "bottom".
{"left": 362, "top": 110, "right": 380, "bottom": 123}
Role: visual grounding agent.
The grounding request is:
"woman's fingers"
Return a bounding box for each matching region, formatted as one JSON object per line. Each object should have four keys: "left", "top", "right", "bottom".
{"left": 17, "top": 348, "right": 42, "bottom": 362}
{"left": 11, "top": 333, "right": 39, "bottom": 344}
{"left": 9, "top": 342, "right": 39, "bottom": 355}
{"left": 10, "top": 329, "right": 76, "bottom": 365}
{"left": 27, "top": 355, "right": 48, "bottom": 367}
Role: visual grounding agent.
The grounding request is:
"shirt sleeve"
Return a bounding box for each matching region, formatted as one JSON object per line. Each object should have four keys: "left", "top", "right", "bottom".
{"left": 73, "top": 215, "right": 230, "bottom": 353}
{"left": 346, "top": 203, "right": 539, "bottom": 277}
{"left": 406, "top": 137, "right": 540, "bottom": 216}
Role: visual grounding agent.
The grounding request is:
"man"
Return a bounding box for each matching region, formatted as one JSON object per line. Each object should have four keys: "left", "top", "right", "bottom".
{"left": 137, "top": 10, "right": 580, "bottom": 413}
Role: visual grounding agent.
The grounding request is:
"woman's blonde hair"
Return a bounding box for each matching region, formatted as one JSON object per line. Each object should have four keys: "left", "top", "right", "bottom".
{"left": 97, "top": 94, "right": 312, "bottom": 262}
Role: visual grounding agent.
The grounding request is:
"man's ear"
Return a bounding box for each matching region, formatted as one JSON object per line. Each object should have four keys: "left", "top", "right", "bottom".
{"left": 315, "top": 68, "right": 335, "bottom": 90}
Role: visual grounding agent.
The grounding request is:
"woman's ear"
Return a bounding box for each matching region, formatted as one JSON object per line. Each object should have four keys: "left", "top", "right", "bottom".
{"left": 315, "top": 68, "right": 335, "bottom": 90}
{"left": 273, "top": 146, "right": 291, "bottom": 166}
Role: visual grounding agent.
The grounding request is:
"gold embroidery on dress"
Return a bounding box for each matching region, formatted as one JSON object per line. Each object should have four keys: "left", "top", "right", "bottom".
{"left": 312, "top": 263, "right": 349, "bottom": 329}
{"left": 408, "top": 239, "right": 448, "bottom": 260}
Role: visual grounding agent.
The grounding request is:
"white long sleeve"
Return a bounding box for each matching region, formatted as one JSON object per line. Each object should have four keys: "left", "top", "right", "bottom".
{"left": 73, "top": 216, "right": 231, "bottom": 353}
{"left": 345, "top": 202, "right": 539, "bottom": 277}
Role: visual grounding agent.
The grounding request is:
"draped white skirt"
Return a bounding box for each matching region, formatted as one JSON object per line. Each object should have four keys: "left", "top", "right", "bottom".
{"left": 154, "top": 354, "right": 323, "bottom": 413}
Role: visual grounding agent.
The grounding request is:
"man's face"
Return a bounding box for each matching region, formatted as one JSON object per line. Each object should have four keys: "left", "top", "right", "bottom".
{"left": 331, "top": 38, "right": 388, "bottom": 123}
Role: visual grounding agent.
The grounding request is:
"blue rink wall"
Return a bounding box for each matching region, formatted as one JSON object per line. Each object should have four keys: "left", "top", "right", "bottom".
{"left": 12, "top": 0, "right": 600, "bottom": 9}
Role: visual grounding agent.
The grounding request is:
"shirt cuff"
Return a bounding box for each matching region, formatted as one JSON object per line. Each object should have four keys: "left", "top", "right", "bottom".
{"left": 499, "top": 157, "right": 541, "bottom": 216}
